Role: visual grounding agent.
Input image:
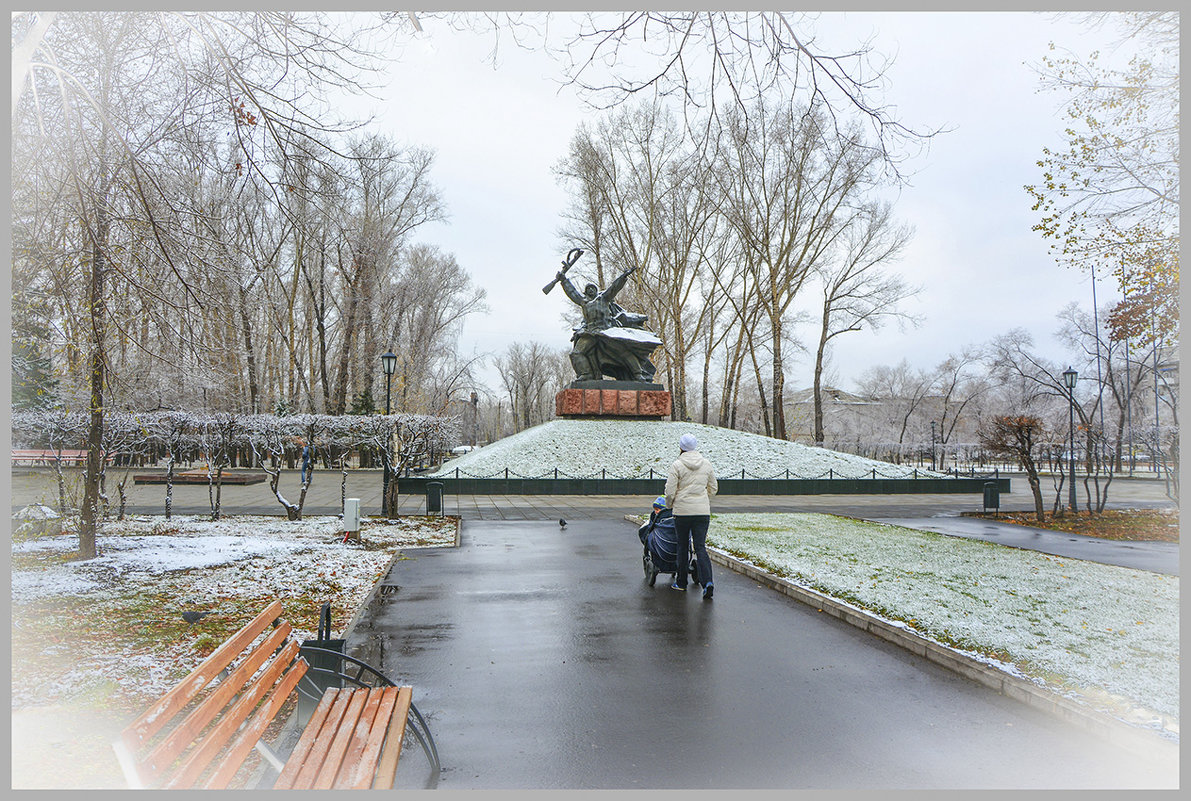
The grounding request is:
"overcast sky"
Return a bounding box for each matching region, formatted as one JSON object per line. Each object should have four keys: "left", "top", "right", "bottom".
{"left": 344, "top": 11, "right": 1131, "bottom": 395}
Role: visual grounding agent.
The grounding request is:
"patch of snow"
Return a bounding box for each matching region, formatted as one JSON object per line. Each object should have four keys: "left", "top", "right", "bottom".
{"left": 11, "top": 570, "right": 105, "bottom": 600}
{"left": 9, "top": 515, "right": 452, "bottom": 605}
{"left": 431, "top": 419, "right": 943, "bottom": 479}
{"left": 12, "top": 536, "right": 80, "bottom": 554}
{"left": 13, "top": 503, "right": 61, "bottom": 520}
{"left": 90, "top": 535, "right": 316, "bottom": 574}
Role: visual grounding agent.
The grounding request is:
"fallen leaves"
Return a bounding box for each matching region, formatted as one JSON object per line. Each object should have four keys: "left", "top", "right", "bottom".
{"left": 965, "top": 508, "right": 1179, "bottom": 542}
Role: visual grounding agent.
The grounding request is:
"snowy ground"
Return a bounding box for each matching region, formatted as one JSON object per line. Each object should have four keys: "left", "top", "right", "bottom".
{"left": 431, "top": 419, "right": 945, "bottom": 479}
{"left": 706, "top": 512, "right": 1180, "bottom": 732}
{"left": 10, "top": 514, "right": 455, "bottom": 709}
{"left": 9, "top": 507, "right": 1178, "bottom": 745}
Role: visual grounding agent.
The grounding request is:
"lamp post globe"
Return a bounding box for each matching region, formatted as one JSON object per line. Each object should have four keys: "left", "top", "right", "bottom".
{"left": 1062, "top": 366, "right": 1078, "bottom": 513}
{"left": 381, "top": 351, "right": 398, "bottom": 516}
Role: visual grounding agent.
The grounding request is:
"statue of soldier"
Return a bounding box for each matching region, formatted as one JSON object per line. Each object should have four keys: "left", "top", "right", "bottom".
{"left": 551, "top": 258, "right": 661, "bottom": 383}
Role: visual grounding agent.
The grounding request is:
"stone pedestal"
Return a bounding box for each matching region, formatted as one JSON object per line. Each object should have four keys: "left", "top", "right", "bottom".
{"left": 555, "top": 386, "right": 671, "bottom": 419}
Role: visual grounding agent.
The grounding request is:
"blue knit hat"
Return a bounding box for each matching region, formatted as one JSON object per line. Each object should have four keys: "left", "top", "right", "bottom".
{"left": 652, "top": 495, "right": 667, "bottom": 509}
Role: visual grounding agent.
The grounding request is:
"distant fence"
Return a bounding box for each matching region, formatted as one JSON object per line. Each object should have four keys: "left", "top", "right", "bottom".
{"left": 397, "top": 471, "right": 1010, "bottom": 496}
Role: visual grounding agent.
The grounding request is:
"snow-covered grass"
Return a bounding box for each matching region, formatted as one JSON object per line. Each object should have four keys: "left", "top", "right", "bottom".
{"left": 708, "top": 512, "right": 1180, "bottom": 730}
{"left": 10, "top": 514, "right": 455, "bottom": 710}
{"left": 433, "top": 418, "right": 944, "bottom": 479}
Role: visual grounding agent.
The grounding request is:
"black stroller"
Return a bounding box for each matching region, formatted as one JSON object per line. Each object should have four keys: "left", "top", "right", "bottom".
{"left": 638, "top": 509, "right": 701, "bottom": 588}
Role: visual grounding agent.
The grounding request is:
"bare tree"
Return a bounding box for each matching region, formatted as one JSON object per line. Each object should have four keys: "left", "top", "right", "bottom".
{"left": 385, "top": 244, "right": 488, "bottom": 412}
{"left": 979, "top": 415, "right": 1047, "bottom": 523}
{"left": 1027, "top": 12, "right": 1179, "bottom": 343}
{"left": 326, "top": 136, "right": 446, "bottom": 414}
{"left": 810, "top": 200, "right": 916, "bottom": 444}
{"left": 716, "top": 99, "right": 885, "bottom": 439}
{"left": 927, "top": 350, "right": 988, "bottom": 470}
{"left": 855, "top": 360, "right": 934, "bottom": 463}
{"left": 461, "top": 11, "right": 937, "bottom": 172}
{"left": 495, "top": 342, "right": 570, "bottom": 433}
{"left": 10, "top": 410, "right": 88, "bottom": 515}
{"left": 12, "top": 11, "right": 420, "bottom": 559}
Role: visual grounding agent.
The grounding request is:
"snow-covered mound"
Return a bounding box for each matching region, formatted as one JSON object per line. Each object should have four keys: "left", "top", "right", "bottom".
{"left": 431, "top": 419, "right": 940, "bottom": 480}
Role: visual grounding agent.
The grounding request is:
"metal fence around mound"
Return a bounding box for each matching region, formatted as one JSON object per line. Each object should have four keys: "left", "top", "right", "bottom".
{"left": 398, "top": 466, "right": 1010, "bottom": 497}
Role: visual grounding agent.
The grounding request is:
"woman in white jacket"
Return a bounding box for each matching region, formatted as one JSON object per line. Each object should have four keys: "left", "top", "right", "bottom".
{"left": 664, "top": 433, "right": 719, "bottom": 599}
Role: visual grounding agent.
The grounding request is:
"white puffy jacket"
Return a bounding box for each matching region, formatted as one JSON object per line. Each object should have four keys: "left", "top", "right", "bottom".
{"left": 664, "top": 450, "right": 719, "bottom": 516}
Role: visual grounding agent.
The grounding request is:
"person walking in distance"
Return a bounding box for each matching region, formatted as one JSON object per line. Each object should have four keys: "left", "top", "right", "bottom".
{"left": 665, "top": 433, "right": 718, "bottom": 599}
{"left": 300, "top": 440, "right": 314, "bottom": 485}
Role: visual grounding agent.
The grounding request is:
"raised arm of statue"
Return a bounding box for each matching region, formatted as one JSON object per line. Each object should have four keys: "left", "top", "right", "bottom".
{"left": 558, "top": 272, "right": 586, "bottom": 306}
{"left": 602, "top": 265, "right": 637, "bottom": 301}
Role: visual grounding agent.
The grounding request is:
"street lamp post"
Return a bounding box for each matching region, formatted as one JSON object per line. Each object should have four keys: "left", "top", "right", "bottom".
{"left": 470, "top": 391, "right": 479, "bottom": 447}
{"left": 1062, "top": 366, "right": 1078, "bottom": 514}
{"left": 930, "top": 421, "right": 937, "bottom": 472}
{"left": 381, "top": 351, "right": 397, "bottom": 516}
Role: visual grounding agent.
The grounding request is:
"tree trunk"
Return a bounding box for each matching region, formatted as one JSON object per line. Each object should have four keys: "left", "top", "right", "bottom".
{"left": 78, "top": 196, "right": 110, "bottom": 561}
{"left": 701, "top": 313, "right": 714, "bottom": 424}
{"left": 812, "top": 305, "right": 830, "bottom": 446}
{"left": 316, "top": 253, "right": 331, "bottom": 413}
{"left": 238, "top": 283, "right": 260, "bottom": 414}
{"left": 1024, "top": 457, "right": 1046, "bottom": 524}
{"left": 770, "top": 315, "right": 786, "bottom": 439}
{"left": 266, "top": 467, "right": 301, "bottom": 520}
{"left": 54, "top": 456, "right": 67, "bottom": 515}
{"left": 749, "top": 339, "right": 771, "bottom": 437}
{"left": 718, "top": 325, "right": 746, "bottom": 428}
{"left": 670, "top": 324, "right": 687, "bottom": 421}
{"left": 330, "top": 278, "right": 359, "bottom": 415}
{"left": 165, "top": 452, "right": 175, "bottom": 519}
{"left": 117, "top": 471, "right": 129, "bottom": 520}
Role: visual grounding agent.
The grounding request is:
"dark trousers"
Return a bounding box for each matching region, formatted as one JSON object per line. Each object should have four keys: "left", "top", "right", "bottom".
{"left": 674, "top": 514, "right": 712, "bottom": 589}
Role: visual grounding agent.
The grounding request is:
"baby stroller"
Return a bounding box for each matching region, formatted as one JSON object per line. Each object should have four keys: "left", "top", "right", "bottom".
{"left": 638, "top": 508, "right": 701, "bottom": 588}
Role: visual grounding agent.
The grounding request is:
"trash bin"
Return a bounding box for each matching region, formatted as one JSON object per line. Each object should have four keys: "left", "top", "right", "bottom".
{"left": 426, "top": 481, "right": 444, "bottom": 515}
{"left": 983, "top": 481, "right": 1000, "bottom": 513}
{"left": 297, "top": 603, "right": 345, "bottom": 726}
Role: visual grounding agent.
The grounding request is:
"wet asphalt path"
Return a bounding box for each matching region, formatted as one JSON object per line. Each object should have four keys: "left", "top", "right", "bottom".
{"left": 348, "top": 518, "right": 1176, "bottom": 789}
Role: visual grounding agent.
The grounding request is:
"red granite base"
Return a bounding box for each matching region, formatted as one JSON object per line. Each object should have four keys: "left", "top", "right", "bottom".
{"left": 555, "top": 388, "right": 671, "bottom": 419}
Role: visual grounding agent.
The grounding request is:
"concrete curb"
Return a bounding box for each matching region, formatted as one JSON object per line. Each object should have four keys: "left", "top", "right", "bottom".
{"left": 706, "top": 546, "right": 1179, "bottom": 762}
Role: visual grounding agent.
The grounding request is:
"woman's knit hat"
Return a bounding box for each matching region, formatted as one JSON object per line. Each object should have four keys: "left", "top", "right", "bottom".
{"left": 678, "top": 433, "right": 698, "bottom": 452}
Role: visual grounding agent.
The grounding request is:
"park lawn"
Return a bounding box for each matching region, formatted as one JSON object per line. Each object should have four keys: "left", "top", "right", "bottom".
{"left": 10, "top": 513, "right": 456, "bottom": 788}
{"left": 10, "top": 514, "right": 456, "bottom": 713}
{"left": 708, "top": 512, "right": 1179, "bottom": 731}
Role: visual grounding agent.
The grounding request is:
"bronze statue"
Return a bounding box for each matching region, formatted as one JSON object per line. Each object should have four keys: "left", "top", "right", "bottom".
{"left": 545, "top": 249, "right": 661, "bottom": 384}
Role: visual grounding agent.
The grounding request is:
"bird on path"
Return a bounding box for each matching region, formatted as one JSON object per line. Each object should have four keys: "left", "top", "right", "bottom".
{"left": 559, "top": 519, "right": 567, "bottom": 529}
{"left": 181, "top": 610, "right": 213, "bottom": 623}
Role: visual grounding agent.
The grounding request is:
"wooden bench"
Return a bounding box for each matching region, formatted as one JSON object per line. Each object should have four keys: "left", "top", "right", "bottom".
{"left": 11, "top": 448, "right": 87, "bottom": 466}
{"left": 112, "top": 601, "right": 423, "bottom": 790}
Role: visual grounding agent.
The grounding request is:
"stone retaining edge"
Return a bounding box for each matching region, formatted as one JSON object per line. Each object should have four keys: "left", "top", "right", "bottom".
{"left": 704, "top": 545, "right": 1179, "bottom": 762}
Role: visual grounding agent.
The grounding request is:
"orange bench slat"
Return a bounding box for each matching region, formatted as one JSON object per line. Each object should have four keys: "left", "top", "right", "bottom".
{"left": 372, "top": 686, "right": 413, "bottom": 789}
